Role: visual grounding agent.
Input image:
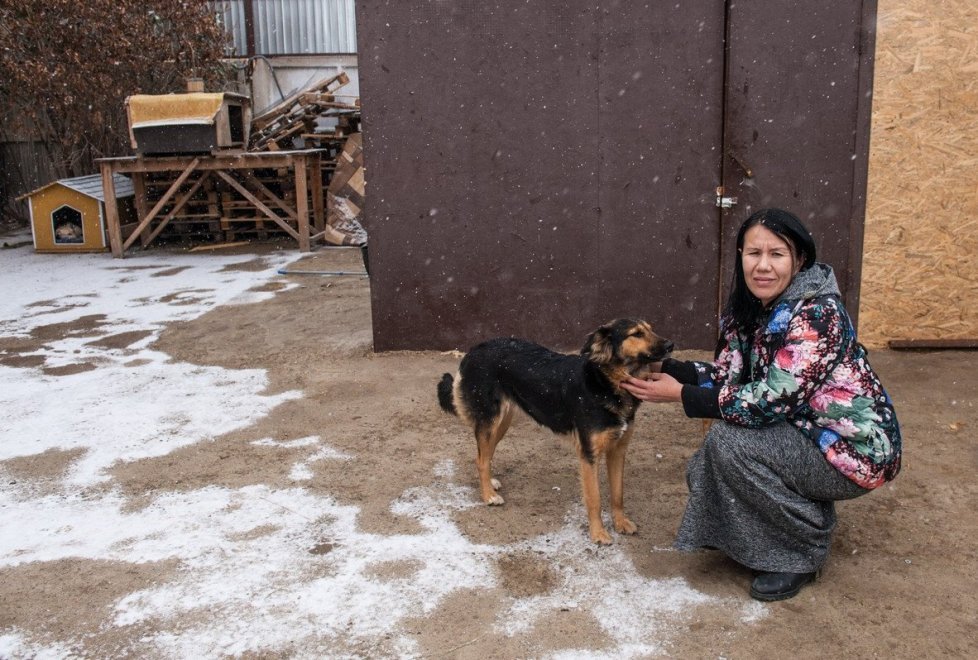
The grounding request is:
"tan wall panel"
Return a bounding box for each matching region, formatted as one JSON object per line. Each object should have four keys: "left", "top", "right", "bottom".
{"left": 861, "top": 0, "right": 978, "bottom": 346}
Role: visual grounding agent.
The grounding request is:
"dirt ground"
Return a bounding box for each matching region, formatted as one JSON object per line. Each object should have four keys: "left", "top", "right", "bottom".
{"left": 2, "top": 243, "right": 977, "bottom": 658}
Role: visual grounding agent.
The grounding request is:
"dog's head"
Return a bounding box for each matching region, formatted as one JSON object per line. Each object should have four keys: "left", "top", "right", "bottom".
{"left": 581, "top": 319, "right": 674, "bottom": 374}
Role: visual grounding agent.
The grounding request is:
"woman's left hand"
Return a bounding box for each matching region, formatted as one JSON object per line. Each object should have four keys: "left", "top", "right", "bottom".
{"left": 621, "top": 372, "right": 684, "bottom": 403}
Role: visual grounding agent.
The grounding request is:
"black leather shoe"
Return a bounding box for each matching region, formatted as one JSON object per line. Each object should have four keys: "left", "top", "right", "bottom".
{"left": 749, "top": 571, "right": 817, "bottom": 601}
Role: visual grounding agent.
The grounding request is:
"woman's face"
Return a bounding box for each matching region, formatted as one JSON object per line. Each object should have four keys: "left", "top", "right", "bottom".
{"left": 741, "top": 224, "right": 802, "bottom": 306}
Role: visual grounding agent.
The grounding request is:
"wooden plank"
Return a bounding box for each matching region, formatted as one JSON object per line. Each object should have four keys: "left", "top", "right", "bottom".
{"left": 189, "top": 241, "right": 250, "bottom": 252}
{"left": 888, "top": 338, "right": 978, "bottom": 350}
{"left": 299, "top": 92, "right": 336, "bottom": 104}
{"left": 300, "top": 133, "right": 347, "bottom": 141}
{"left": 254, "top": 121, "right": 306, "bottom": 151}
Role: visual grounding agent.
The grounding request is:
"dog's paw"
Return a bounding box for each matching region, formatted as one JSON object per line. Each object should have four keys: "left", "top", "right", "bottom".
{"left": 590, "top": 528, "right": 613, "bottom": 545}
{"left": 490, "top": 478, "right": 502, "bottom": 490}
{"left": 483, "top": 492, "right": 505, "bottom": 506}
{"left": 614, "top": 517, "right": 638, "bottom": 535}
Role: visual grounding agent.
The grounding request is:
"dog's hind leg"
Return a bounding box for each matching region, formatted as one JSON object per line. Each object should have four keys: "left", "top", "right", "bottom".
{"left": 475, "top": 402, "right": 513, "bottom": 506}
{"left": 606, "top": 428, "right": 637, "bottom": 535}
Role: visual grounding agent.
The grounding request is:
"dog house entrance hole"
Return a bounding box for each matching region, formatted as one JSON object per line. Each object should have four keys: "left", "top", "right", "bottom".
{"left": 52, "top": 205, "right": 84, "bottom": 244}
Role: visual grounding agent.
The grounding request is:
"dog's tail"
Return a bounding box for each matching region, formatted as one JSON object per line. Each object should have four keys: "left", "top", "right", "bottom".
{"left": 437, "top": 373, "right": 457, "bottom": 415}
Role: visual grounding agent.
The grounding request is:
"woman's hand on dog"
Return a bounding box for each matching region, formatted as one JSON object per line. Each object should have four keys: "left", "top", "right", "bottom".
{"left": 621, "top": 372, "right": 683, "bottom": 403}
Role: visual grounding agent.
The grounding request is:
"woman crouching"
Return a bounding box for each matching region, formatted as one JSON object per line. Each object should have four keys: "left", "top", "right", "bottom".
{"left": 622, "top": 208, "right": 902, "bottom": 601}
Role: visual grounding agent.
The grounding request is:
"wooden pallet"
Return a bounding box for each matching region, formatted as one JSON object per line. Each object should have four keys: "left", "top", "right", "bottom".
{"left": 249, "top": 72, "right": 360, "bottom": 153}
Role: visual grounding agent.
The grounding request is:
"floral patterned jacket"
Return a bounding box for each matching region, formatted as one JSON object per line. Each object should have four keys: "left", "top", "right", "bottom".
{"left": 669, "top": 263, "right": 901, "bottom": 489}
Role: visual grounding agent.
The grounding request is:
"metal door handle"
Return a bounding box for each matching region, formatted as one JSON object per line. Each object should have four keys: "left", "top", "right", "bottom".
{"left": 715, "top": 186, "right": 738, "bottom": 208}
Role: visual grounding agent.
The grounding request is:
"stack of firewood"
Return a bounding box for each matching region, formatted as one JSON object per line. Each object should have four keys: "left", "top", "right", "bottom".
{"left": 322, "top": 133, "right": 366, "bottom": 247}
{"left": 247, "top": 71, "right": 366, "bottom": 248}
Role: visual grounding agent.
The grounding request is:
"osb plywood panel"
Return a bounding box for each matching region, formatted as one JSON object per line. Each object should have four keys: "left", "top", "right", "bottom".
{"left": 860, "top": 0, "right": 978, "bottom": 347}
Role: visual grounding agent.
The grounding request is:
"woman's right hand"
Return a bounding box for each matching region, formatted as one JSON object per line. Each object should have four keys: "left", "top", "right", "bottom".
{"left": 621, "top": 372, "right": 683, "bottom": 403}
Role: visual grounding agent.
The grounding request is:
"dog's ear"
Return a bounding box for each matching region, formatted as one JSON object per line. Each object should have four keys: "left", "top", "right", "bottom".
{"left": 581, "top": 325, "right": 615, "bottom": 364}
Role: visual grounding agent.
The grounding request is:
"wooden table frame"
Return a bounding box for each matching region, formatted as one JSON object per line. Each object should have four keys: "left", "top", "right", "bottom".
{"left": 97, "top": 150, "right": 326, "bottom": 257}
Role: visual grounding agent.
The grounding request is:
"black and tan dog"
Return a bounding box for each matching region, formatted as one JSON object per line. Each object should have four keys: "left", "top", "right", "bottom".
{"left": 437, "top": 319, "right": 673, "bottom": 544}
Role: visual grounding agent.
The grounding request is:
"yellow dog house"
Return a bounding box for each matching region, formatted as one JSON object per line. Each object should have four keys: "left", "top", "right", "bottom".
{"left": 21, "top": 173, "right": 135, "bottom": 253}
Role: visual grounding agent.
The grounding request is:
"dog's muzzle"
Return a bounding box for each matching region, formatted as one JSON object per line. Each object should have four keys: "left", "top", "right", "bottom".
{"left": 641, "top": 340, "right": 674, "bottom": 363}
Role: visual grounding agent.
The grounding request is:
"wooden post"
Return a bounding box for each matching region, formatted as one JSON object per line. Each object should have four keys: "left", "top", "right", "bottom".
{"left": 311, "top": 151, "right": 325, "bottom": 235}
{"left": 101, "top": 163, "right": 124, "bottom": 257}
{"left": 295, "top": 153, "right": 311, "bottom": 252}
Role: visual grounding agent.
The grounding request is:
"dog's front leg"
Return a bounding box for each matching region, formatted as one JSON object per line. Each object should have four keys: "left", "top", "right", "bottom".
{"left": 577, "top": 455, "right": 612, "bottom": 545}
{"left": 606, "top": 429, "right": 637, "bottom": 535}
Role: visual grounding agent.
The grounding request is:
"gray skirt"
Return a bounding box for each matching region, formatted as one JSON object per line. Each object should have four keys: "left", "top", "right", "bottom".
{"left": 675, "top": 421, "right": 869, "bottom": 573}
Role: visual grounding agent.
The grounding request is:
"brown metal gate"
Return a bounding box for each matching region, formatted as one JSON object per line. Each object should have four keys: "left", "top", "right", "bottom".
{"left": 355, "top": 1, "right": 876, "bottom": 351}
{"left": 719, "top": 1, "right": 877, "bottom": 321}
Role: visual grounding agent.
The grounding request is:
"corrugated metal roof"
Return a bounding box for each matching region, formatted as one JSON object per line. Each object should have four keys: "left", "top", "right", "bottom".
{"left": 17, "top": 173, "right": 134, "bottom": 202}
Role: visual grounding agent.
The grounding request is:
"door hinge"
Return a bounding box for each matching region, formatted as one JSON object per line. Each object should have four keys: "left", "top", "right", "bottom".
{"left": 715, "top": 186, "right": 738, "bottom": 208}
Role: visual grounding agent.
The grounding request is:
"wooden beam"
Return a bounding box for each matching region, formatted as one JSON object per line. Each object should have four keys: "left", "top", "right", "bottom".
{"left": 295, "top": 153, "right": 311, "bottom": 252}
{"left": 189, "top": 241, "right": 249, "bottom": 252}
{"left": 123, "top": 157, "right": 200, "bottom": 252}
{"left": 98, "top": 151, "right": 320, "bottom": 174}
